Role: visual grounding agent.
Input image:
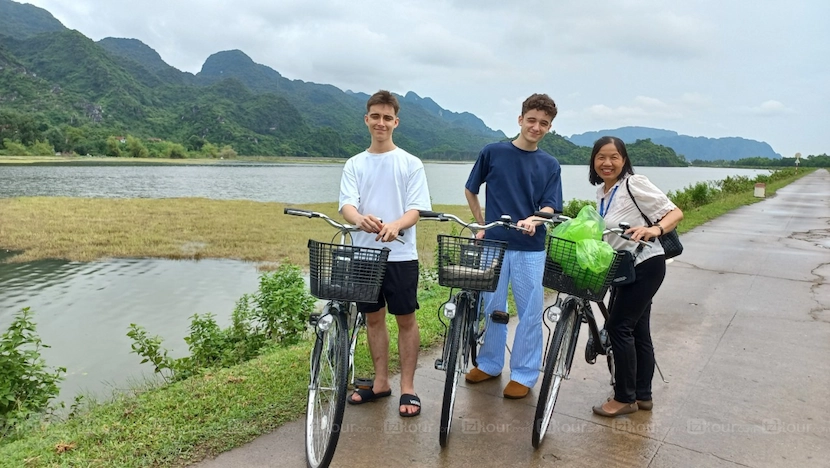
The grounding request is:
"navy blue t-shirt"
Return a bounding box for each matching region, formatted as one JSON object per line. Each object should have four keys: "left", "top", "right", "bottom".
{"left": 465, "top": 141, "right": 563, "bottom": 251}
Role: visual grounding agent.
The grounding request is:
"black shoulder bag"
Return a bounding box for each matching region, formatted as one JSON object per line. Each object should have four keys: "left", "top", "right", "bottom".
{"left": 625, "top": 179, "right": 683, "bottom": 259}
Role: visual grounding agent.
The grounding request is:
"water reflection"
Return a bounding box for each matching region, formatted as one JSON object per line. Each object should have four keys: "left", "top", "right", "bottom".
{"left": 0, "top": 257, "right": 262, "bottom": 406}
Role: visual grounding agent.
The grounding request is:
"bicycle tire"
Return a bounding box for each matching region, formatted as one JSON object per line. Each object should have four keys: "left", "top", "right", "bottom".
{"left": 305, "top": 311, "right": 349, "bottom": 468}
{"left": 532, "top": 300, "right": 579, "bottom": 449}
{"left": 439, "top": 296, "right": 467, "bottom": 447}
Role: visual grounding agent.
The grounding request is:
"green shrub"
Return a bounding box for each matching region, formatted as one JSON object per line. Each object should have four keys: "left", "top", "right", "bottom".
{"left": 248, "top": 265, "right": 316, "bottom": 346}
{"left": 29, "top": 140, "right": 55, "bottom": 156}
{"left": 0, "top": 308, "right": 65, "bottom": 437}
{"left": 126, "top": 323, "right": 177, "bottom": 383}
{"left": 562, "top": 199, "right": 596, "bottom": 218}
{"left": 218, "top": 145, "right": 237, "bottom": 159}
{"left": 719, "top": 175, "right": 753, "bottom": 194}
{"left": 164, "top": 143, "right": 189, "bottom": 159}
{"left": 1, "top": 139, "right": 28, "bottom": 156}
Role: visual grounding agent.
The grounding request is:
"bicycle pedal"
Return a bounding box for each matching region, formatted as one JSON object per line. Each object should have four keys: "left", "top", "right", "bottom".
{"left": 491, "top": 310, "right": 509, "bottom": 325}
{"left": 434, "top": 358, "right": 445, "bottom": 371}
{"left": 585, "top": 336, "right": 598, "bottom": 364}
{"left": 308, "top": 313, "right": 321, "bottom": 326}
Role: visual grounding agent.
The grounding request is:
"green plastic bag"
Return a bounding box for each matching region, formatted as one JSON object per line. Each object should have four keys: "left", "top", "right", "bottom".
{"left": 548, "top": 205, "right": 615, "bottom": 292}
{"left": 549, "top": 205, "right": 605, "bottom": 243}
{"left": 576, "top": 239, "right": 615, "bottom": 274}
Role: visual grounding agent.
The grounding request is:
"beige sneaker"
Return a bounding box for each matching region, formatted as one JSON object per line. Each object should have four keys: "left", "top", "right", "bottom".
{"left": 465, "top": 367, "right": 500, "bottom": 384}
{"left": 503, "top": 380, "right": 530, "bottom": 399}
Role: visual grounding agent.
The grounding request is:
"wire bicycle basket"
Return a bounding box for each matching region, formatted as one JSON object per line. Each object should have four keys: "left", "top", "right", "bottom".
{"left": 307, "top": 240, "right": 390, "bottom": 302}
{"left": 436, "top": 235, "right": 507, "bottom": 292}
{"left": 542, "top": 235, "right": 623, "bottom": 302}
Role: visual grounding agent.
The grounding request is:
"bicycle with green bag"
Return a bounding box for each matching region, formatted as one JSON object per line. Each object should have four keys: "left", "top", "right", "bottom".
{"left": 529, "top": 208, "right": 653, "bottom": 449}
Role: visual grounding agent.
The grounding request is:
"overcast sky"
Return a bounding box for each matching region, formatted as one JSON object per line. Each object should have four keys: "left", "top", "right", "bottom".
{"left": 21, "top": 0, "right": 830, "bottom": 157}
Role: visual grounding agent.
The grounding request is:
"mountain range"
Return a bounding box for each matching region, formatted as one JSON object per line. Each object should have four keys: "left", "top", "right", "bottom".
{"left": 0, "top": 0, "right": 771, "bottom": 163}
{"left": 566, "top": 127, "right": 781, "bottom": 161}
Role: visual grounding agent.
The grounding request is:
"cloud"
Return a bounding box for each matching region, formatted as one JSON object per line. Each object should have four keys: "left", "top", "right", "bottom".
{"left": 744, "top": 100, "right": 794, "bottom": 116}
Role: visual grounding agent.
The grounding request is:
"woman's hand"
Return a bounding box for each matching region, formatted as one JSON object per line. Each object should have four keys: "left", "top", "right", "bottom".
{"left": 626, "top": 225, "right": 662, "bottom": 242}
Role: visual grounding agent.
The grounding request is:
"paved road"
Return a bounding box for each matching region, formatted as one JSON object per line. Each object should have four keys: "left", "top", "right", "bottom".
{"left": 196, "top": 169, "right": 830, "bottom": 468}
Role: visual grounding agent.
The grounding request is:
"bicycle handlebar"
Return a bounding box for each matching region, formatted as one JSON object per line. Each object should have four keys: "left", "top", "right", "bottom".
{"left": 531, "top": 211, "right": 653, "bottom": 248}
{"left": 284, "top": 207, "right": 405, "bottom": 243}
{"left": 418, "top": 210, "right": 530, "bottom": 233}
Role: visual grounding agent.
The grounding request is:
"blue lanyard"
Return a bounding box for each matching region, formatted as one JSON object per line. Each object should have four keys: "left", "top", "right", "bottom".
{"left": 599, "top": 185, "right": 619, "bottom": 217}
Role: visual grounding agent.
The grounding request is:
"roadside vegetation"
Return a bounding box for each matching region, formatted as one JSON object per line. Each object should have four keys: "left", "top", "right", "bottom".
{"left": 0, "top": 167, "right": 815, "bottom": 467}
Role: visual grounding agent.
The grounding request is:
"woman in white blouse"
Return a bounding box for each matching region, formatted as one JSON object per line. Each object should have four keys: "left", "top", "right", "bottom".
{"left": 589, "top": 136, "right": 684, "bottom": 417}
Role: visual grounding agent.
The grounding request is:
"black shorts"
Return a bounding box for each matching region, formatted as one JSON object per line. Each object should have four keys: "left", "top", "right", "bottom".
{"left": 357, "top": 260, "right": 420, "bottom": 316}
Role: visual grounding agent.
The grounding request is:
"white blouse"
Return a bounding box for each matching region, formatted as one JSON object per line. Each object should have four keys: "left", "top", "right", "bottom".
{"left": 596, "top": 174, "right": 677, "bottom": 264}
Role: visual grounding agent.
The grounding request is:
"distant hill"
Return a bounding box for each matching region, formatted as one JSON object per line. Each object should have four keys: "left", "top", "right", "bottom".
{"left": 0, "top": 0, "right": 511, "bottom": 158}
{"left": 566, "top": 126, "right": 781, "bottom": 161}
{"left": 0, "top": 0, "right": 64, "bottom": 39}
{"left": 0, "top": 0, "right": 687, "bottom": 166}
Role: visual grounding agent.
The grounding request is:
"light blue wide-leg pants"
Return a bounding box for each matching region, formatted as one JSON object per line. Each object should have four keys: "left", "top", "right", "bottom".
{"left": 475, "top": 250, "right": 546, "bottom": 387}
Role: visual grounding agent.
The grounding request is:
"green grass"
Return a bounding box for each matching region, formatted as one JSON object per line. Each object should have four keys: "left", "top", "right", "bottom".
{"left": 0, "top": 168, "right": 816, "bottom": 466}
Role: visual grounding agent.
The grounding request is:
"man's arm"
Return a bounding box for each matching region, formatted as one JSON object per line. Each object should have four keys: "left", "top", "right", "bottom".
{"left": 465, "top": 188, "right": 486, "bottom": 239}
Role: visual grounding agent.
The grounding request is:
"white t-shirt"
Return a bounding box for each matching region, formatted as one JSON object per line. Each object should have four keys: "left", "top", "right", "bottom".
{"left": 596, "top": 174, "right": 677, "bottom": 265}
{"left": 339, "top": 147, "right": 432, "bottom": 262}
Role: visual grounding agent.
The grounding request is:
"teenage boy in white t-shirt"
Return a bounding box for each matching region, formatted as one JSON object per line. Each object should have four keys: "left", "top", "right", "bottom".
{"left": 339, "top": 90, "right": 432, "bottom": 417}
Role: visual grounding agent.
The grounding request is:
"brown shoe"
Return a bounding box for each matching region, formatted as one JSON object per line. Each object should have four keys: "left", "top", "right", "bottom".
{"left": 636, "top": 399, "right": 653, "bottom": 411}
{"left": 465, "top": 367, "right": 499, "bottom": 384}
{"left": 592, "top": 400, "right": 638, "bottom": 417}
{"left": 503, "top": 380, "right": 530, "bottom": 399}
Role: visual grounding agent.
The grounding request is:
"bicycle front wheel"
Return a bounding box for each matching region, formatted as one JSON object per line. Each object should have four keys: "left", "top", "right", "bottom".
{"left": 439, "top": 296, "right": 468, "bottom": 447}
{"left": 532, "top": 300, "right": 579, "bottom": 449}
{"left": 306, "top": 312, "right": 349, "bottom": 468}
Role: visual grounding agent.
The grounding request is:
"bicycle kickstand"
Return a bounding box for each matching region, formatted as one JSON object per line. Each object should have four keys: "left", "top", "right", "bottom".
{"left": 655, "top": 358, "right": 669, "bottom": 384}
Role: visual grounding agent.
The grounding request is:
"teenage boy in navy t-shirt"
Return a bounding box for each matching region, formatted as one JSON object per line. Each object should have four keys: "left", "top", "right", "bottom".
{"left": 464, "top": 93, "right": 563, "bottom": 399}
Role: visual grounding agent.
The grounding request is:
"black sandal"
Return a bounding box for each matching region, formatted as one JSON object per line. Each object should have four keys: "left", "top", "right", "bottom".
{"left": 399, "top": 393, "right": 421, "bottom": 417}
{"left": 347, "top": 387, "right": 391, "bottom": 405}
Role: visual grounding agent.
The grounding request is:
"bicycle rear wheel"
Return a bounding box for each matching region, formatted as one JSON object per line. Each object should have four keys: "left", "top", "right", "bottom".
{"left": 439, "top": 296, "right": 468, "bottom": 447}
{"left": 532, "top": 300, "right": 579, "bottom": 449}
{"left": 306, "top": 312, "right": 349, "bottom": 468}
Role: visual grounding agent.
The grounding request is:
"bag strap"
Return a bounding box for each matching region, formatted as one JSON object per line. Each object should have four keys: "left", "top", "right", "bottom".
{"left": 622, "top": 178, "right": 647, "bottom": 256}
{"left": 625, "top": 178, "right": 653, "bottom": 227}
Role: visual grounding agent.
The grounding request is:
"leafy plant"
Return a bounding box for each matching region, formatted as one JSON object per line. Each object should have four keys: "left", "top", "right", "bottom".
{"left": 562, "top": 199, "right": 596, "bottom": 218}
{"left": 126, "top": 323, "right": 177, "bottom": 383}
{"left": 249, "top": 265, "right": 316, "bottom": 346}
{"left": 0, "top": 308, "right": 65, "bottom": 436}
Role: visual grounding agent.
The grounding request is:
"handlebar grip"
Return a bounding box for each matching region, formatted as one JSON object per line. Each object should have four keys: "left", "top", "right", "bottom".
{"left": 284, "top": 207, "right": 313, "bottom": 217}
{"left": 533, "top": 211, "right": 554, "bottom": 219}
{"left": 419, "top": 210, "right": 441, "bottom": 218}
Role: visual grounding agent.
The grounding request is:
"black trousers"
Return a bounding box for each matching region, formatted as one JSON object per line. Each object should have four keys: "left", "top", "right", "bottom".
{"left": 606, "top": 256, "right": 666, "bottom": 403}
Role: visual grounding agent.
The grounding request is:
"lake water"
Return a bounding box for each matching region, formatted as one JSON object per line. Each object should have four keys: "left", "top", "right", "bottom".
{"left": 0, "top": 161, "right": 769, "bottom": 205}
{"left": 0, "top": 162, "right": 769, "bottom": 406}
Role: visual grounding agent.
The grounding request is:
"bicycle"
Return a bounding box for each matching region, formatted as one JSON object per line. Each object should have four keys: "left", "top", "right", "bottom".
{"left": 284, "top": 207, "right": 391, "bottom": 468}
{"left": 530, "top": 211, "right": 653, "bottom": 449}
{"left": 418, "top": 210, "right": 526, "bottom": 447}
